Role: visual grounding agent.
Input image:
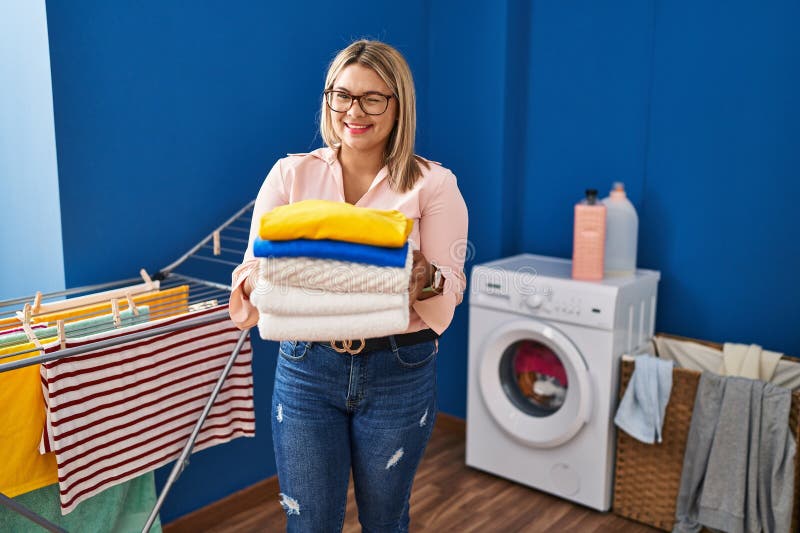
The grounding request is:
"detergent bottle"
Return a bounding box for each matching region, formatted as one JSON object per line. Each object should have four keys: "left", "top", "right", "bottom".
{"left": 602, "top": 182, "right": 638, "bottom": 276}
{"left": 572, "top": 189, "right": 606, "bottom": 281}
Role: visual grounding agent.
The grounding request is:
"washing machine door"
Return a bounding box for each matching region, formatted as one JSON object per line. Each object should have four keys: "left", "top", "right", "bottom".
{"left": 479, "top": 319, "right": 592, "bottom": 448}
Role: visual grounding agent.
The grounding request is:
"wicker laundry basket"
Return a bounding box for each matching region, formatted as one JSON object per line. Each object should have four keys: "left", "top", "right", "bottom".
{"left": 612, "top": 334, "right": 800, "bottom": 532}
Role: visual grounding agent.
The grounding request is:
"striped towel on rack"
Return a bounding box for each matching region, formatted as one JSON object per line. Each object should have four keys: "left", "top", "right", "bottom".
{"left": 38, "top": 306, "right": 254, "bottom": 514}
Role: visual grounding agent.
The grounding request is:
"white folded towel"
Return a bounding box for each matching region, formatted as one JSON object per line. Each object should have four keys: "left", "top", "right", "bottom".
{"left": 259, "top": 254, "right": 411, "bottom": 294}
{"left": 721, "top": 342, "right": 782, "bottom": 381}
{"left": 258, "top": 309, "right": 409, "bottom": 341}
{"left": 251, "top": 282, "right": 408, "bottom": 316}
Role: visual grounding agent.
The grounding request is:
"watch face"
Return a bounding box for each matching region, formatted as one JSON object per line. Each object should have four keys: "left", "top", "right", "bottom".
{"left": 433, "top": 268, "right": 444, "bottom": 290}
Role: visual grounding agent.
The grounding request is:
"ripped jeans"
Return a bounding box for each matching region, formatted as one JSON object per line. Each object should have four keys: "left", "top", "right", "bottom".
{"left": 271, "top": 338, "right": 438, "bottom": 533}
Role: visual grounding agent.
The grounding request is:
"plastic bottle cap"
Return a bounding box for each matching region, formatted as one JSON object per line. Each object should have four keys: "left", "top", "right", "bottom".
{"left": 610, "top": 182, "right": 626, "bottom": 199}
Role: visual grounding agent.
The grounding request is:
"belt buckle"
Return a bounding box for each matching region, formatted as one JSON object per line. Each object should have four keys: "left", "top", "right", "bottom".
{"left": 329, "top": 338, "right": 365, "bottom": 355}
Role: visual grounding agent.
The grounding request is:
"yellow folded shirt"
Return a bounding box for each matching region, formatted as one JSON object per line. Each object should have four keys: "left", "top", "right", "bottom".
{"left": 259, "top": 199, "right": 413, "bottom": 248}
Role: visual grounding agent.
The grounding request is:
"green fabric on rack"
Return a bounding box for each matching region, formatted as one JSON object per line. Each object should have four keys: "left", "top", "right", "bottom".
{"left": 0, "top": 307, "right": 149, "bottom": 348}
{"left": 0, "top": 472, "right": 162, "bottom": 533}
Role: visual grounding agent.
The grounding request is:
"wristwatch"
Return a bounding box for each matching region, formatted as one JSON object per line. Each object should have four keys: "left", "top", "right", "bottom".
{"left": 422, "top": 263, "right": 444, "bottom": 294}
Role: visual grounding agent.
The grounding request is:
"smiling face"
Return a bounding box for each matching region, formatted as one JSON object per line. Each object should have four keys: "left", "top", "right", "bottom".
{"left": 329, "top": 63, "right": 397, "bottom": 157}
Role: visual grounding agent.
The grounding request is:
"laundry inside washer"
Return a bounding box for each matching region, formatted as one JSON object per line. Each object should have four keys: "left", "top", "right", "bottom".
{"left": 503, "top": 340, "right": 568, "bottom": 413}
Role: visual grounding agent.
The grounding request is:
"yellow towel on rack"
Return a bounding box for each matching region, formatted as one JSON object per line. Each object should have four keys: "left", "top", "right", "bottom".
{"left": 126, "top": 285, "right": 190, "bottom": 321}
{"left": 0, "top": 285, "right": 190, "bottom": 332}
{"left": 258, "top": 199, "right": 413, "bottom": 247}
{"left": 0, "top": 343, "right": 59, "bottom": 497}
{"left": 0, "top": 317, "right": 23, "bottom": 331}
{"left": 32, "top": 285, "right": 190, "bottom": 323}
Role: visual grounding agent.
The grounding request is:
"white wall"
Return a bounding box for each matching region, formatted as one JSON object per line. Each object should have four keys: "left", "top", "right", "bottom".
{"left": 0, "top": 0, "right": 65, "bottom": 299}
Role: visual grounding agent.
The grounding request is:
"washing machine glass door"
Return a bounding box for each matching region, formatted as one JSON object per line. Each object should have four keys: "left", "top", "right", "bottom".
{"left": 479, "top": 319, "right": 592, "bottom": 448}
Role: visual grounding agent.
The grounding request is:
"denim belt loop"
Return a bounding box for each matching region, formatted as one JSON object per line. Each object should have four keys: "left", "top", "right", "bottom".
{"left": 388, "top": 335, "right": 399, "bottom": 352}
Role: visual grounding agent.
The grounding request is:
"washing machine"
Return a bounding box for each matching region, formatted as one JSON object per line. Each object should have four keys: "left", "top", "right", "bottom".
{"left": 466, "top": 254, "right": 659, "bottom": 511}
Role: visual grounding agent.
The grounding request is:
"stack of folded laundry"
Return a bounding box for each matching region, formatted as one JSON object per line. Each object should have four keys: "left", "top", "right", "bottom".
{"left": 250, "top": 199, "right": 415, "bottom": 341}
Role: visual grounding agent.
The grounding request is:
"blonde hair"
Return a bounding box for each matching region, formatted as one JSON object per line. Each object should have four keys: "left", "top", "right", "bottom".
{"left": 320, "top": 40, "right": 428, "bottom": 192}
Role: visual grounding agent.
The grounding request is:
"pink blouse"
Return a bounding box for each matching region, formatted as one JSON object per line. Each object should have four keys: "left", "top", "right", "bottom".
{"left": 228, "top": 147, "right": 469, "bottom": 336}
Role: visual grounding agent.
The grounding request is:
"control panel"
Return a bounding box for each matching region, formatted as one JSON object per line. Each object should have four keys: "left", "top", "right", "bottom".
{"left": 470, "top": 265, "right": 616, "bottom": 330}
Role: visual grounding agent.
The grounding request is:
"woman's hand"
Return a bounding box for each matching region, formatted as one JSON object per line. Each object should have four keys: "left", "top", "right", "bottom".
{"left": 408, "top": 250, "right": 434, "bottom": 308}
{"left": 242, "top": 264, "right": 260, "bottom": 300}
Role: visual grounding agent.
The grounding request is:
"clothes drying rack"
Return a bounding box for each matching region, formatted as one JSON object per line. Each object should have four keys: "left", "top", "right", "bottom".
{"left": 0, "top": 200, "right": 257, "bottom": 533}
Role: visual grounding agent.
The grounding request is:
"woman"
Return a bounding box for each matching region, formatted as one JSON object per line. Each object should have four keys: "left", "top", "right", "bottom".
{"left": 229, "top": 39, "right": 468, "bottom": 532}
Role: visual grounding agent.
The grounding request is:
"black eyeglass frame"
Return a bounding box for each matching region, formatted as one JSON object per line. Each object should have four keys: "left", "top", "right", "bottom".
{"left": 323, "top": 89, "right": 395, "bottom": 116}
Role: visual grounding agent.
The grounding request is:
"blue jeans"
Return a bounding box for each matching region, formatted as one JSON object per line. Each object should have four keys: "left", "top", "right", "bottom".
{"left": 271, "top": 337, "right": 438, "bottom": 533}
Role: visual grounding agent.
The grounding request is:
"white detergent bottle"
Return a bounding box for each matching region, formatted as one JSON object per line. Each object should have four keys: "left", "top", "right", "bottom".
{"left": 602, "top": 182, "right": 638, "bottom": 276}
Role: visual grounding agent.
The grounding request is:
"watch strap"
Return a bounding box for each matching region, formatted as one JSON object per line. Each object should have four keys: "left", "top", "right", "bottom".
{"left": 422, "top": 263, "right": 444, "bottom": 294}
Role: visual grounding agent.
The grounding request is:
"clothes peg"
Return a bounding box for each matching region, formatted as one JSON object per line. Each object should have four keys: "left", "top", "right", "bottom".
{"left": 111, "top": 298, "right": 121, "bottom": 328}
{"left": 125, "top": 291, "right": 140, "bottom": 316}
{"left": 57, "top": 319, "right": 66, "bottom": 350}
{"left": 213, "top": 230, "right": 221, "bottom": 256}
{"left": 20, "top": 303, "right": 43, "bottom": 351}
{"left": 140, "top": 269, "right": 154, "bottom": 289}
{"left": 32, "top": 291, "right": 43, "bottom": 314}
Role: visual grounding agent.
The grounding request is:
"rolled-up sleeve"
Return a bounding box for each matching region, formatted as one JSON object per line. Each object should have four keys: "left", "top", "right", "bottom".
{"left": 229, "top": 160, "right": 290, "bottom": 330}
{"left": 412, "top": 171, "right": 469, "bottom": 334}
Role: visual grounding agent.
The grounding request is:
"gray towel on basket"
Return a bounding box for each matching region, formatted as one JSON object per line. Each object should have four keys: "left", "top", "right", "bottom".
{"left": 672, "top": 373, "right": 795, "bottom": 533}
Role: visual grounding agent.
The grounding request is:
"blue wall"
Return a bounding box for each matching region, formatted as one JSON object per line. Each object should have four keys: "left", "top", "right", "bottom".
{"left": 641, "top": 0, "right": 800, "bottom": 352}
{"left": 0, "top": 0, "right": 64, "bottom": 300}
{"left": 34, "top": 0, "right": 800, "bottom": 524}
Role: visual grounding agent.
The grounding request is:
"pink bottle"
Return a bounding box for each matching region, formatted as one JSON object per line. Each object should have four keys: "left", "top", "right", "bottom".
{"left": 572, "top": 189, "right": 606, "bottom": 281}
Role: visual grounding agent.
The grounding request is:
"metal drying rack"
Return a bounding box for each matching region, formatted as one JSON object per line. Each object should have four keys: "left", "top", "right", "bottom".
{"left": 0, "top": 200, "right": 257, "bottom": 533}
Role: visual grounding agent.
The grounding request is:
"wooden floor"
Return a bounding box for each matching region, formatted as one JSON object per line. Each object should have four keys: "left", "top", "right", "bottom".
{"left": 165, "top": 416, "right": 660, "bottom": 532}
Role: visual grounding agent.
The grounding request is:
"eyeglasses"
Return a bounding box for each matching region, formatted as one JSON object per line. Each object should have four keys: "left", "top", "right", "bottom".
{"left": 324, "top": 90, "right": 394, "bottom": 115}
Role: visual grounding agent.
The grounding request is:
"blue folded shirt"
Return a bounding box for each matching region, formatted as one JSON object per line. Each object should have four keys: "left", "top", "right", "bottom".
{"left": 253, "top": 238, "right": 409, "bottom": 268}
